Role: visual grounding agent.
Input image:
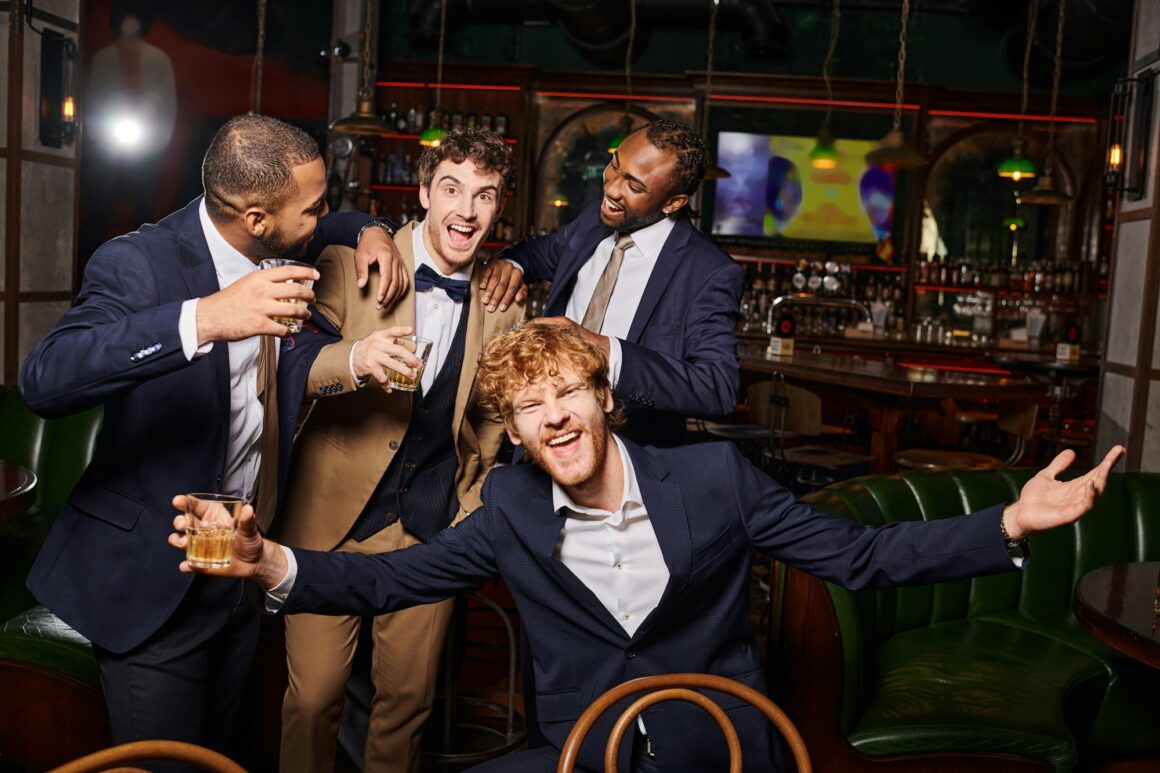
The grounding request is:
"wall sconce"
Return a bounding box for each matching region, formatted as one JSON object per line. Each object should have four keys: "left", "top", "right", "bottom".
{"left": 1105, "top": 71, "right": 1154, "bottom": 200}
{"left": 38, "top": 28, "right": 76, "bottom": 147}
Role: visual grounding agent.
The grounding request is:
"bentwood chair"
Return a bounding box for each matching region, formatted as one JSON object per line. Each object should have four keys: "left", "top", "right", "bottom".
{"left": 48, "top": 740, "right": 246, "bottom": 773}
{"left": 556, "top": 673, "right": 811, "bottom": 773}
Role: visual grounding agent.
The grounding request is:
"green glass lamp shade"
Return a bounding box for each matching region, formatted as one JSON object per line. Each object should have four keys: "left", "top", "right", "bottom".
{"left": 1001, "top": 216, "right": 1026, "bottom": 232}
{"left": 997, "top": 140, "right": 1037, "bottom": 181}
{"left": 809, "top": 128, "right": 839, "bottom": 170}
{"left": 419, "top": 126, "right": 448, "bottom": 148}
{"left": 1018, "top": 172, "right": 1072, "bottom": 205}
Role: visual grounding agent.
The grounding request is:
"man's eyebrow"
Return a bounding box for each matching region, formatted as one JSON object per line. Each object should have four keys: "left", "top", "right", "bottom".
{"left": 435, "top": 174, "right": 463, "bottom": 187}
{"left": 303, "top": 194, "right": 325, "bottom": 214}
{"left": 611, "top": 154, "right": 648, "bottom": 190}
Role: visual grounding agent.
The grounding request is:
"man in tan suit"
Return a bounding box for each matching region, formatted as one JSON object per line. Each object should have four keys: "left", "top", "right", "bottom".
{"left": 274, "top": 128, "right": 524, "bottom": 773}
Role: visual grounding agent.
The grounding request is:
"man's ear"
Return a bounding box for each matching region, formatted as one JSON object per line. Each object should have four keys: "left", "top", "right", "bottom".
{"left": 418, "top": 185, "right": 431, "bottom": 211}
{"left": 242, "top": 207, "right": 268, "bottom": 238}
{"left": 660, "top": 192, "right": 688, "bottom": 217}
{"left": 600, "top": 387, "right": 614, "bottom": 414}
{"left": 504, "top": 417, "right": 523, "bottom": 447}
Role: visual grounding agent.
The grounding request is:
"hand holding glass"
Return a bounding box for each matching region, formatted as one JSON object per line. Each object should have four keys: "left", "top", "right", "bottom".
{"left": 387, "top": 335, "right": 433, "bottom": 392}
{"left": 259, "top": 258, "right": 314, "bottom": 333}
{"left": 184, "top": 493, "right": 245, "bottom": 568}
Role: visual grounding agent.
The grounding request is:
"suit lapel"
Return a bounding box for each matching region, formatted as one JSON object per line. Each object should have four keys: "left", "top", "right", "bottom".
{"left": 175, "top": 198, "right": 232, "bottom": 423}
{"left": 451, "top": 258, "right": 486, "bottom": 442}
{"left": 625, "top": 217, "right": 691, "bottom": 343}
{"left": 625, "top": 442, "right": 692, "bottom": 640}
{"left": 521, "top": 487, "right": 632, "bottom": 643}
{"left": 389, "top": 223, "right": 419, "bottom": 334}
{"left": 544, "top": 220, "right": 611, "bottom": 315}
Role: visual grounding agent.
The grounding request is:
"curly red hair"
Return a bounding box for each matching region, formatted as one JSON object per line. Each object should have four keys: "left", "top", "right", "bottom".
{"left": 476, "top": 324, "right": 626, "bottom": 430}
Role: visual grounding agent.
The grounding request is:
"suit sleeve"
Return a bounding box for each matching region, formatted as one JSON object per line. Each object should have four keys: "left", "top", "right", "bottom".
{"left": 301, "top": 245, "right": 364, "bottom": 399}
{"left": 614, "top": 259, "right": 743, "bottom": 418}
{"left": 284, "top": 484, "right": 502, "bottom": 616}
{"left": 304, "top": 210, "right": 381, "bottom": 263}
{"left": 19, "top": 239, "right": 191, "bottom": 418}
{"left": 717, "top": 444, "right": 1015, "bottom": 590}
{"left": 496, "top": 213, "right": 587, "bottom": 285}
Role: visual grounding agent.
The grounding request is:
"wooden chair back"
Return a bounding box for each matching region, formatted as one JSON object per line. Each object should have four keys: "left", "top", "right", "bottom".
{"left": 556, "top": 672, "right": 811, "bottom": 773}
{"left": 48, "top": 740, "right": 246, "bottom": 773}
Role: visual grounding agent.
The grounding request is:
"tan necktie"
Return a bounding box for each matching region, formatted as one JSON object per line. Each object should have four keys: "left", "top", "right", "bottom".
{"left": 581, "top": 232, "right": 635, "bottom": 333}
{"left": 253, "top": 334, "right": 279, "bottom": 532}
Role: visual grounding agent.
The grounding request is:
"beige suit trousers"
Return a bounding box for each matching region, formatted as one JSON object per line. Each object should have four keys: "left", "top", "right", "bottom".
{"left": 280, "top": 522, "right": 454, "bottom": 773}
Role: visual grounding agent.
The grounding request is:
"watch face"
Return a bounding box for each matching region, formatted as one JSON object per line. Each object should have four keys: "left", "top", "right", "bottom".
{"left": 332, "top": 135, "right": 355, "bottom": 159}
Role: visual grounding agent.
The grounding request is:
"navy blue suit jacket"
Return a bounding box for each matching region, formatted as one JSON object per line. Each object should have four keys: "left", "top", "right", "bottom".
{"left": 19, "top": 198, "right": 363, "bottom": 654}
{"left": 285, "top": 439, "right": 1013, "bottom": 771}
{"left": 501, "top": 208, "right": 744, "bottom": 447}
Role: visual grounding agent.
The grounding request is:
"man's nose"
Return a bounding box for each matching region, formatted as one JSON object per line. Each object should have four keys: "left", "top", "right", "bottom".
{"left": 542, "top": 396, "right": 567, "bottom": 425}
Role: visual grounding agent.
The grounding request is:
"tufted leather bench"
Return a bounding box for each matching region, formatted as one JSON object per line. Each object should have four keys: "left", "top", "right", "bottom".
{"left": 0, "top": 385, "right": 102, "bottom": 620}
{"left": 768, "top": 467, "right": 1160, "bottom": 772}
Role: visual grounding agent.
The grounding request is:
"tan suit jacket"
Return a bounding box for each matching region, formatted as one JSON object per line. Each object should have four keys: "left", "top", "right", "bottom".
{"left": 276, "top": 224, "right": 524, "bottom": 551}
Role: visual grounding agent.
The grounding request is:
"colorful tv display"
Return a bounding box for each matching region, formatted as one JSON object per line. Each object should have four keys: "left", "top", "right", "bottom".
{"left": 711, "top": 131, "right": 896, "bottom": 247}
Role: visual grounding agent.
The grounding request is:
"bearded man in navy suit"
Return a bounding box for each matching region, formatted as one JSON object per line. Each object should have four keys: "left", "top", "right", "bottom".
{"left": 20, "top": 113, "right": 402, "bottom": 759}
{"left": 171, "top": 325, "right": 1123, "bottom": 772}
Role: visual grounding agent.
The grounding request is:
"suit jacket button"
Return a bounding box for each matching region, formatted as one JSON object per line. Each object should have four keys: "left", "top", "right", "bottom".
{"left": 389, "top": 440, "right": 399, "bottom": 450}
{"left": 626, "top": 649, "right": 636, "bottom": 658}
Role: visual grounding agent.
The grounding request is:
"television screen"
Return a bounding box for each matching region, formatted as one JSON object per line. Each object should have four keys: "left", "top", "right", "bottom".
{"left": 712, "top": 132, "right": 896, "bottom": 247}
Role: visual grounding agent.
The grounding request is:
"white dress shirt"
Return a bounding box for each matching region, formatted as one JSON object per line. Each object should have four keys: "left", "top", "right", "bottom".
{"left": 175, "top": 200, "right": 269, "bottom": 501}
{"left": 564, "top": 215, "right": 677, "bottom": 390}
{"left": 552, "top": 435, "right": 669, "bottom": 637}
{"left": 266, "top": 435, "right": 673, "bottom": 629}
{"left": 411, "top": 221, "right": 473, "bottom": 393}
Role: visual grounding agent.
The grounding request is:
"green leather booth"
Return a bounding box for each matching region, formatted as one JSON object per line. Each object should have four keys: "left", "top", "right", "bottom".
{"left": 769, "top": 467, "right": 1160, "bottom": 772}
{"left": 0, "top": 384, "right": 102, "bottom": 620}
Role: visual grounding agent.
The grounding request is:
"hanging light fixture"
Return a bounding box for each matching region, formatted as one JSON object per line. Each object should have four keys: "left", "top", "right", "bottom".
{"left": 419, "top": 0, "right": 449, "bottom": 147}
{"left": 865, "top": 0, "right": 926, "bottom": 170}
{"left": 330, "top": 0, "right": 392, "bottom": 136}
{"left": 997, "top": 0, "right": 1039, "bottom": 181}
{"left": 810, "top": 0, "right": 840, "bottom": 170}
{"left": 700, "top": 0, "right": 731, "bottom": 179}
{"left": 609, "top": 0, "right": 638, "bottom": 154}
{"left": 250, "top": 0, "right": 267, "bottom": 114}
{"left": 1020, "top": 0, "right": 1071, "bottom": 205}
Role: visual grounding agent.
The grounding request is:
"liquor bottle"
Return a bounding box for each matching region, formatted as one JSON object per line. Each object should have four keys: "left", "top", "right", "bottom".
{"left": 451, "top": 110, "right": 464, "bottom": 130}
{"left": 466, "top": 109, "right": 477, "bottom": 129}
{"left": 406, "top": 106, "right": 417, "bottom": 134}
{"left": 387, "top": 103, "right": 399, "bottom": 131}
{"left": 495, "top": 112, "right": 508, "bottom": 136}
{"left": 480, "top": 112, "right": 493, "bottom": 131}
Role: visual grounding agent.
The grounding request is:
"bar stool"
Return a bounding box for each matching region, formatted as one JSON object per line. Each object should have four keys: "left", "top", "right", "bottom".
{"left": 422, "top": 590, "right": 526, "bottom": 768}
{"left": 895, "top": 401, "right": 1038, "bottom": 472}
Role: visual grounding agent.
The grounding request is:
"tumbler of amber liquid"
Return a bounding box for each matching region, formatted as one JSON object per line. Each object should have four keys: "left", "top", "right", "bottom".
{"left": 184, "top": 493, "right": 244, "bottom": 569}
{"left": 385, "top": 335, "right": 432, "bottom": 392}
{"left": 258, "top": 258, "right": 314, "bottom": 333}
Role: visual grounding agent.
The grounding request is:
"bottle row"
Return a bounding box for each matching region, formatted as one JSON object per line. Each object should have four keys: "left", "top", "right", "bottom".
{"left": 381, "top": 103, "right": 509, "bottom": 137}
{"left": 914, "top": 256, "right": 1091, "bottom": 295}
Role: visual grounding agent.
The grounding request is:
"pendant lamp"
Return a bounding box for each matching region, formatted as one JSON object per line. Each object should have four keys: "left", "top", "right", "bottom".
{"left": 419, "top": 0, "right": 450, "bottom": 147}
{"left": 608, "top": 0, "right": 638, "bottom": 154}
{"left": 997, "top": 0, "right": 1039, "bottom": 182}
{"left": 700, "top": 0, "right": 731, "bottom": 178}
{"left": 865, "top": 0, "right": 926, "bottom": 170}
{"left": 1019, "top": 0, "right": 1071, "bottom": 205}
{"left": 811, "top": 0, "right": 841, "bottom": 170}
{"left": 330, "top": 0, "right": 392, "bottom": 137}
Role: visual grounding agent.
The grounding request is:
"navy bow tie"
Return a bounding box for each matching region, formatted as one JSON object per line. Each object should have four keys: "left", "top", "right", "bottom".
{"left": 414, "top": 263, "right": 470, "bottom": 302}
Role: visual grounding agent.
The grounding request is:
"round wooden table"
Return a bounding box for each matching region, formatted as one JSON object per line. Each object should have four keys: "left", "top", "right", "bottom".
{"left": 1074, "top": 561, "right": 1160, "bottom": 670}
{"left": 0, "top": 460, "right": 37, "bottom": 522}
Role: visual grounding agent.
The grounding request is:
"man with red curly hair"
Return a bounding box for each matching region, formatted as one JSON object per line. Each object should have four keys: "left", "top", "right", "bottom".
{"left": 172, "top": 324, "right": 1122, "bottom": 773}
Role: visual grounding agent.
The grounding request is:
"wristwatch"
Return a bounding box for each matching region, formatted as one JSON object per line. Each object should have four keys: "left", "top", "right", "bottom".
{"left": 1000, "top": 508, "right": 1030, "bottom": 566}
{"left": 357, "top": 219, "right": 395, "bottom": 243}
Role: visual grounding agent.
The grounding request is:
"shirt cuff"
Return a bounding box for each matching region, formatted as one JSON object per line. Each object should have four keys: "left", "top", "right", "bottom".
{"left": 501, "top": 258, "right": 524, "bottom": 273}
{"left": 179, "top": 299, "right": 214, "bottom": 361}
{"left": 264, "top": 545, "right": 299, "bottom": 612}
{"left": 349, "top": 339, "right": 369, "bottom": 387}
{"left": 607, "top": 337, "right": 623, "bottom": 390}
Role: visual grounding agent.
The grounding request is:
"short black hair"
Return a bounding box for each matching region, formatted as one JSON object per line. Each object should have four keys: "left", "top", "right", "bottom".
{"left": 201, "top": 114, "right": 321, "bottom": 220}
{"left": 641, "top": 119, "right": 706, "bottom": 197}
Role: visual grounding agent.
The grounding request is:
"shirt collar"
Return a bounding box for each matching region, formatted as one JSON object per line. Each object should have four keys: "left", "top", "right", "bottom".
{"left": 412, "top": 219, "right": 475, "bottom": 283}
{"left": 614, "top": 214, "right": 678, "bottom": 263}
{"left": 552, "top": 435, "right": 642, "bottom": 525}
{"left": 198, "top": 198, "right": 261, "bottom": 284}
